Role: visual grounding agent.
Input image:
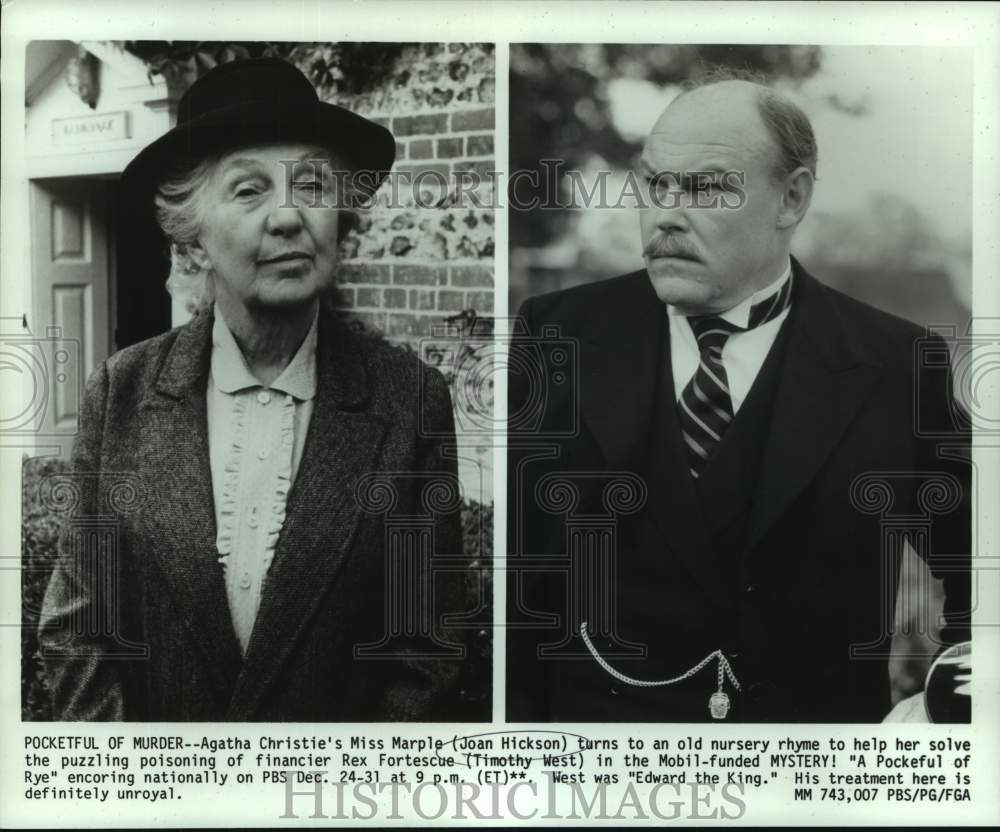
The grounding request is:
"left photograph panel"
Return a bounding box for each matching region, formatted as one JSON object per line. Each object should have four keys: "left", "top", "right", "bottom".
{"left": 19, "top": 41, "right": 495, "bottom": 722}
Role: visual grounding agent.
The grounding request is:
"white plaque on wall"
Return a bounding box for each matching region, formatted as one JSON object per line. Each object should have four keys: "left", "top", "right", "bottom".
{"left": 51, "top": 110, "right": 130, "bottom": 146}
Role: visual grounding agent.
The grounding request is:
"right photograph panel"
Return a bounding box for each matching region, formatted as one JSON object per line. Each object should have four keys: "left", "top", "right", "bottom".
{"left": 506, "top": 43, "right": 973, "bottom": 724}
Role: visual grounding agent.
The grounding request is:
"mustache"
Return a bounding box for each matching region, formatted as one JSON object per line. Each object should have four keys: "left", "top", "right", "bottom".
{"left": 643, "top": 237, "right": 701, "bottom": 261}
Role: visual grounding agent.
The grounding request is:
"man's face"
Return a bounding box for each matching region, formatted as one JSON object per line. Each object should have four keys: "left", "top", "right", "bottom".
{"left": 193, "top": 143, "right": 341, "bottom": 314}
{"left": 638, "top": 83, "right": 789, "bottom": 314}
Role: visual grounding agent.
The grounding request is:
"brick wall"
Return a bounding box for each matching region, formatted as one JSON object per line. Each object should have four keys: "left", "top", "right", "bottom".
{"left": 306, "top": 43, "right": 496, "bottom": 349}
{"left": 298, "top": 43, "right": 496, "bottom": 503}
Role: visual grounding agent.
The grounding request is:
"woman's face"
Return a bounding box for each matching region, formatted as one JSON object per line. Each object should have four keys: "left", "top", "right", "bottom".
{"left": 190, "top": 143, "right": 341, "bottom": 314}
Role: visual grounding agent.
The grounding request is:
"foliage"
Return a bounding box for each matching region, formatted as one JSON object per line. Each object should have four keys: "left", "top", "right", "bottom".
{"left": 121, "top": 41, "right": 406, "bottom": 96}
{"left": 509, "top": 44, "right": 823, "bottom": 248}
{"left": 455, "top": 498, "right": 494, "bottom": 718}
{"left": 21, "top": 455, "right": 69, "bottom": 721}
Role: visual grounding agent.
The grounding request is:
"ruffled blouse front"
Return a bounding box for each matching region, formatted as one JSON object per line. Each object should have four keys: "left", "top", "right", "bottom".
{"left": 206, "top": 306, "right": 317, "bottom": 655}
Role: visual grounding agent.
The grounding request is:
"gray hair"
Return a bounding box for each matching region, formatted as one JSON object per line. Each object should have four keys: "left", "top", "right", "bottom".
{"left": 153, "top": 148, "right": 358, "bottom": 316}
{"left": 154, "top": 155, "right": 218, "bottom": 315}
{"left": 681, "top": 67, "right": 818, "bottom": 181}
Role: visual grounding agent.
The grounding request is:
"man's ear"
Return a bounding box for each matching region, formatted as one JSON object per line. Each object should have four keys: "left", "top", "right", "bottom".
{"left": 776, "top": 166, "right": 814, "bottom": 229}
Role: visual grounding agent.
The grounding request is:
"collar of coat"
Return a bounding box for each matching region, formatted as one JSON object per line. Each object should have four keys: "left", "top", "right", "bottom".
{"left": 155, "top": 303, "right": 371, "bottom": 411}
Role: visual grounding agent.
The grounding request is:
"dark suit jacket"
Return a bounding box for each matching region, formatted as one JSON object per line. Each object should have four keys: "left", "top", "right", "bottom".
{"left": 40, "top": 308, "right": 472, "bottom": 721}
{"left": 507, "top": 260, "right": 971, "bottom": 723}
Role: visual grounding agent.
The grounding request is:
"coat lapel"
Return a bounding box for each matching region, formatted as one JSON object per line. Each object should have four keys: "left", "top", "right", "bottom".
{"left": 745, "top": 263, "right": 882, "bottom": 553}
{"left": 578, "top": 273, "right": 665, "bottom": 472}
{"left": 578, "top": 272, "right": 720, "bottom": 608}
{"left": 227, "top": 314, "right": 388, "bottom": 717}
{"left": 142, "top": 311, "right": 244, "bottom": 702}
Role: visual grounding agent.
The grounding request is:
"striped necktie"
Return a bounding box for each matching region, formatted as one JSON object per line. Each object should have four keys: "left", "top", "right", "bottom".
{"left": 678, "top": 276, "right": 793, "bottom": 478}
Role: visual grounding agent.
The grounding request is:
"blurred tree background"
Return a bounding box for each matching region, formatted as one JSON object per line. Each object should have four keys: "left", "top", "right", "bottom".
{"left": 510, "top": 43, "right": 974, "bottom": 706}
{"left": 510, "top": 44, "right": 822, "bottom": 250}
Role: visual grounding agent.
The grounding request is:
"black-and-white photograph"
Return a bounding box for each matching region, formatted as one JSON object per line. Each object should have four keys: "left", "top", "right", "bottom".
{"left": 18, "top": 40, "right": 496, "bottom": 722}
{"left": 506, "top": 43, "right": 974, "bottom": 723}
{"left": 3, "top": 3, "right": 998, "bottom": 828}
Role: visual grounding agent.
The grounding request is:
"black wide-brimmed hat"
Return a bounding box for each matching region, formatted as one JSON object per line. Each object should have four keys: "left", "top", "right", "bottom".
{"left": 120, "top": 57, "right": 396, "bottom": 215}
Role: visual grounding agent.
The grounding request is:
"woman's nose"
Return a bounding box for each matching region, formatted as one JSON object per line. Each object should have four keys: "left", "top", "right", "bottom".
{"left": 265, "top": 201, "right": 304, "bottom": 235}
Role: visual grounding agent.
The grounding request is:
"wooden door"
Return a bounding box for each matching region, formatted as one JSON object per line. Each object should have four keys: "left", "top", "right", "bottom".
{"left": 29, "top": 177, "right": 112, "bottom": 453}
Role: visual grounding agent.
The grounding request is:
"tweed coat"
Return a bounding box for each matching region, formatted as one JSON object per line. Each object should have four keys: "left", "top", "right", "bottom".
{"left": 506, "top": 260, "right": 972, "bottom": 722}
{"left": 39, "top": 307, "right": 470, "bottom": 721}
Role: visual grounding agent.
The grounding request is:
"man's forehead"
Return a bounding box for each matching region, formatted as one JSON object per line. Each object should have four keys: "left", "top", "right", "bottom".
{"left": 642, "top": 85, "right": 773, "bottom": 168}
{"left": 639, "top": 136, "right": 746, "bottom": 171}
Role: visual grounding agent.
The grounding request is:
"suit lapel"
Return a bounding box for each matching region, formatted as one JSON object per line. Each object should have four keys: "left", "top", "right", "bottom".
{"left": 578, "top": 273, "right": 665, "bottom": 471}
{"left": 746, "top": 263, "right": 882, "bottom": 553}
{"left": 227, "top": 314, "right": 388, "bottom": 717}
{"left": 578, "top": 272, "right": 720, "bottom": 609}
{"left": 142, "top": 311, "right": 243, "bottom": 701}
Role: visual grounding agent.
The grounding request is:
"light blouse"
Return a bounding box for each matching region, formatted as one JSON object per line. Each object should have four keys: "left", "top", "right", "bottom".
{"left": 206, "top": 306, "right": 318, "bottom": 654}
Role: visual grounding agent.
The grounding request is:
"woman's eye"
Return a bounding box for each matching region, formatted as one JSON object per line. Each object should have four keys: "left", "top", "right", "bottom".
{"left": 293, "top": 180, "right": 323, "bottom": 192}
{"left": 234, "top": 184, "right": 263, "bottom": 198}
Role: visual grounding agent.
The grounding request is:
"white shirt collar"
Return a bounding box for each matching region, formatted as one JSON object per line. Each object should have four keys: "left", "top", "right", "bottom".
{"left": 210, "top": 303, "right": 318, "bottom": 401}
{"left": 667, "top": 259, "right": 792, "bottom": 327}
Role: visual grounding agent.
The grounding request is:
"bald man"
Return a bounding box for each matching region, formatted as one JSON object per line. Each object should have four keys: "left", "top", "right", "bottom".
{"left": 506, "top": 79, "right": 971, "bottom": 723}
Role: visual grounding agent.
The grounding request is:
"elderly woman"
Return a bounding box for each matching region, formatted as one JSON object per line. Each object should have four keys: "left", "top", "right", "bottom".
{"left": 39, "top": 58, "right": 468, "bottom": 721}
